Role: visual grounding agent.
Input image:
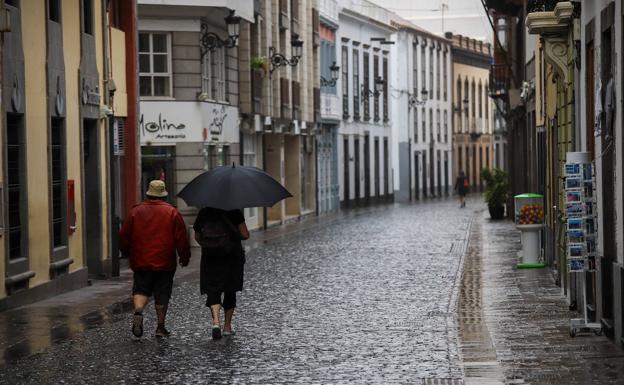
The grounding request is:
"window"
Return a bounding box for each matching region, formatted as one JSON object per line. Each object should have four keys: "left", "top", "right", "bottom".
{"left": 436, "top": 49, "right": 440, "bottom": 100}
{"left": 109, "top": 0, "right": 122, "bottom": 29}
{"left": 429, "top": 47, "right": 433, "bottom": 98}
{"left": 7, "top": 114, "right": 26, "bottom": 261}
{"left": 51, "top": 118, "right": 67, "bottom": 248}
{"left": 421, "top": 45, "right": 426, "bottom": 92}
{"left": 457, "top": 77, "right": 462, "bottom": 133}
{"left": 413, "top": 44, "right": 418, "bottom": 97}
{"left": 374, "top": 55, "right": 380, "bottom": 121}
{"left": 363, "top": 52, "right": 370, "bottom": 120}
{"left": 436, "top": 109, "right": 441, "bottom": 141}
{"left": 139, "top": 33, "right": 171, "bottom": 97}
{"left": 421, "top": 107, "right": 426, "bottom": 142}
{"left": 383, "top": 56, "right": 388, "bottom": 121}
{"left": 342, "top": 45, "right": 349, "bottom": 118}
{"left": 204, "top": 144, "right": 230, "bottom": 170}
{"left": 5, "top": 0, "right": 19, "bottom": 8}
{"left": 82, "top": 0, "right": 94, "bottom": 35}
{"left": 414, "top": 108, "right": 418, "bottom": 143}
{"left": 485, "top": 83, "right": 489, "bottom": 120}
{"left": 352, "top": 48, "right": 360, "bottom": 120}
{"left": 202, "top": 47, "right": 227, "bottom": 102}
{"left": 464, "top": 79, "right": 469, "bottom": 131}
{"left": 321, "top": 38, "right": 337, "bottom": 94}
{"left": 444, "top": 111, "right": 448, "bottom": 143}
{"left": 471, "top": 80, "right": 476, "bottom": 118}
{"left": 49, "top": 0, "right": 61, "bottom": 22}
{"left": 443, "top": 51, "right": 447, "bottom": 101}
{"left": 429, "top": 109, "right": 433, "bottom": 142}
{"left": 478, "top": 82, "right": 483, "bottom": 119}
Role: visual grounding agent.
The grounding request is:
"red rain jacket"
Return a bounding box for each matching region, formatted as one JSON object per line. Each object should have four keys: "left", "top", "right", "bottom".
{"left": 119, "top": 200, "right": 191, "bottom": 271}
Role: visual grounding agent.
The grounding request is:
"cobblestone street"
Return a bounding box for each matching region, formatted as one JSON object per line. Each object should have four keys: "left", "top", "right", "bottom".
{"left": 2, "top": 198, "right": 624, "bottom": 385}
{"left": 1, "top": 199, "right": 474, "bottom": 384}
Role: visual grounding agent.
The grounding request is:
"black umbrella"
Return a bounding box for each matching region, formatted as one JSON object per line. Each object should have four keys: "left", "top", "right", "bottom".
{"left": 178, "top": 164, "right": 292, "bottom": 210}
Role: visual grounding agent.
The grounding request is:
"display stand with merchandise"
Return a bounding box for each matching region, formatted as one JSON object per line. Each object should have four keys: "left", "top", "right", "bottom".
{"left": 565, "top": 152, "right": 602, "bottom": 337}
{"left": 514, "top": 193, "right": 546, "bottom": 268}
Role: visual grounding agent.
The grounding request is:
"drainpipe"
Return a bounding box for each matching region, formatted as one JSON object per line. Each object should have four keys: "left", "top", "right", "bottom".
{"left": 102, "top": 0, "right": 119, "bottom": 277}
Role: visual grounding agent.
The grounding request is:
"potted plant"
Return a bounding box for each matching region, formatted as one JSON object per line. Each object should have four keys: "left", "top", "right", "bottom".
{"left": 480, "top": 167, "right": 509, "bottom": 220}
{"left": 250, "top": 56, "right": 269, "bottom": 76}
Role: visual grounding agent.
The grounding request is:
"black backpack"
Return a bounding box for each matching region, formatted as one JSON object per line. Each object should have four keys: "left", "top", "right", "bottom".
{"left": 195, "top": 212, "right": 238, "bottom": 251}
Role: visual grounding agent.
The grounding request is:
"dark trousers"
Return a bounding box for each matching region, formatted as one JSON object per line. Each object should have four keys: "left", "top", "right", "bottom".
{"left": 206, "top": 291, "right": 237, "bottom": 309}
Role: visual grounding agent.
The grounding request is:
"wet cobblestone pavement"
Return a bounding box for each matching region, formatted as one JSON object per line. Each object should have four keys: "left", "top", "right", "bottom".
{"left": 1, "top": 199, "right": 475, "bottom": 385}
{"left": 459, "top": 211, "right": 624, "bottom": 385}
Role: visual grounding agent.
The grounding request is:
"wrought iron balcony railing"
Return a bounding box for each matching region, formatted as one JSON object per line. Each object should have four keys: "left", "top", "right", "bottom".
{"left": 489, "top": 64, "right": 509, "bottom": 99}
{"left": 526, "top": 0, "right": 558, "bottom": 13}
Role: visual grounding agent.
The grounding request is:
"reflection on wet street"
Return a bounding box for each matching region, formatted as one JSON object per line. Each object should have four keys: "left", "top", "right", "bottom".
{"left": 2, "top": 199, "right": 624, "bottom": 384}
{"left": 0, "top": 200, "right": 473, "bottom": 384}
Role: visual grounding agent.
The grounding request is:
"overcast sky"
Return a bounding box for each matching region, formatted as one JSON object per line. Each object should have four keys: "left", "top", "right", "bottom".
{"left": 368, "top": 0, "right": 493, "bottom": 43}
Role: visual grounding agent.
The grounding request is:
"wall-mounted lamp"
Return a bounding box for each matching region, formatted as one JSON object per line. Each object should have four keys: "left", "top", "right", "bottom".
{"left": 269, "top": 34, "right": 304, "bottom": 74}
{"left": 320, "top": 61, "right": 340, "bottom": 87}
{"left": 200, "top": 10, "right": 241, "bottom": 58}
{"left": 408, "top": 88, "right": 429, "bottom": 108}
{"left": 361, "top": 76, "right": 385, "bottom": 98}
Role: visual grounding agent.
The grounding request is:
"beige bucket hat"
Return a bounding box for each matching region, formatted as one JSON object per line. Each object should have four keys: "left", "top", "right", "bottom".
{"left": 146, "top": 180, "right": 168, "bottom": 197}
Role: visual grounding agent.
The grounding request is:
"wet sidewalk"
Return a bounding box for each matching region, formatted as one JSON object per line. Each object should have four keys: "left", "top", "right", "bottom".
{"left": 0, "top": 202, "right": 397, "bottom": 367}
{"left": 459, "top": 210, "right": 624, "bottom": 385}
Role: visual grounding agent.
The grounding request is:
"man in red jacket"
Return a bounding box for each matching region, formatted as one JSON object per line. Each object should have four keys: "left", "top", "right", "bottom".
{"left": 120, "top": 180, "right": 191, "bottom": 338}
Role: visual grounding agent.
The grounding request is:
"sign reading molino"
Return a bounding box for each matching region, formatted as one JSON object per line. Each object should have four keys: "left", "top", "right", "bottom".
{"left": 140, "top": 101, "right": 238, "bottom": 144}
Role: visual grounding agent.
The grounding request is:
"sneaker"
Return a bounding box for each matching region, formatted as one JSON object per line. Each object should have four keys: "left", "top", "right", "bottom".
{"left": 132, "top": 313, "right": 143, "bottom": 338}
{"left": 212, "top": 325, "right": 222, "bottom": 340}
{"left": 223, "top": 329, "right": 236, "bottom": 337}
{"left": 155, "top": 326, "right": 171, "bottom": 338}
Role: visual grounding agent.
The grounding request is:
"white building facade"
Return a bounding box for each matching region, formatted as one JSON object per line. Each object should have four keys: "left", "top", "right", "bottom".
{"left": 391, "top": 22, "right": 453, "bottom": 201}
{"left": 336, "top": 1, "right": 395, "bottom": 207}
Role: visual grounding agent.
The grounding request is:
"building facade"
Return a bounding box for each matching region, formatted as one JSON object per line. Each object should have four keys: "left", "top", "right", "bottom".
{"left": 0, "top": 0, "right": 138, "bottom": 309}
{"left": 316, "top": 0, "right": 341, "bottom": 215}
{"left": 449, "top": 33, "right": 494, "bottom": 192}
{"left": 336, "top": 0, "right": 394, "bottom": 207}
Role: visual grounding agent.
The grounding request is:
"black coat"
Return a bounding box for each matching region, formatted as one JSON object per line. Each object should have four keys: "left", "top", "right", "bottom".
{"left": 194, "top": 208, "right": 246, "bottom": 294}
{"left": 455, "top": 176, "right": 468, "bottom": 196}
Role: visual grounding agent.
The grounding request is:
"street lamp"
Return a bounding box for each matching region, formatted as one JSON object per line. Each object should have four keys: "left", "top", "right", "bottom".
{"left": 409, "top": 88, "right": 429, "bottom": 108}
{"left": 320, "top": 61, "right": 340, "bottom": 87}
{"left": 269, "top": 34, "right": 304, "bottom": 74}
{"left": 362, "top": 76, "right": 385, "bottom": 98}
{"left": 199, "top": 10, "right": 241, "bottom": 58}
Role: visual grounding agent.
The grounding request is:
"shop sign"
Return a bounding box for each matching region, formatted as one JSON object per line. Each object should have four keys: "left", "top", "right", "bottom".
{"left": 140, "top": 101, "right": 238, "bottom": 144}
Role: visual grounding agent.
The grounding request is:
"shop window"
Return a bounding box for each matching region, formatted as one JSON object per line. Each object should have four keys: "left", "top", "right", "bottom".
{"left": 51, "top": 118, "right": 67, "bottom": 249}
{"left": 49, "top": 0, "right": 61, "bottom": 23}
{"left": 7, "top": 114, "right": 26, "bottom": 261}
{"left": 201, "top": 46, "right": 227, "bottom": 102}
{"left": 429, "top": 109, "right": 433, "bottom": 142}
{"left": 204, "top": 144, "right": 230, "bottom": 170}
{"left": 139, "top": 32, "right": 171, "bottom": 97}
{"left": 83, "top": 0, "right": 94, "bottom": 35}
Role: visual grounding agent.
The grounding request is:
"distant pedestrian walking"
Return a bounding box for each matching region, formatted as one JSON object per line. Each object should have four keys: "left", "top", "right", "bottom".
{"left": 193, "top": 207, "right": 249, "bottom": 340}
{"left": 120, "top": 180, "right": 190, "bottom": 338}
{"left": 454, "top": 171, "right": 469, "bottom": 208}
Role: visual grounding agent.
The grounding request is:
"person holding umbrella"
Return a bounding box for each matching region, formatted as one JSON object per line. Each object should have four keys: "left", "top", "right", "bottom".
{"left": 193, "top": 208, "right": 249, "bottom": 339}
{"left": 179, "top": 163, "right": 291, "bottom": 340}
